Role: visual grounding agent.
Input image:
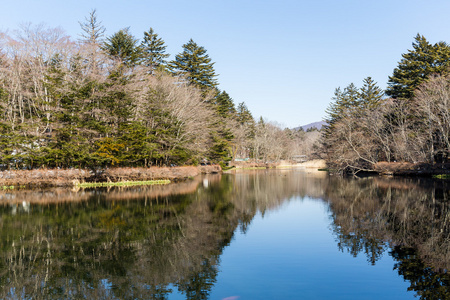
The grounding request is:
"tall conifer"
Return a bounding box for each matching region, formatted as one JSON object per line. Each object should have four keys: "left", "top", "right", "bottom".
{"left": 359, "top": 77, "right": 384, "bottom": 110}
{"left": 103, "top": 28, "right": 141, "bottom": 67}
{"left": 169, "top": 39, "right": 218, "bottom": 92}
{"left": 386, "top": 34, "right": 450, "bottom": 99}
{"left": 79, "top": 9, "right": 105, "bottom": 45}
{"left": 215, "top": 91, "right": 236, "bottom": 118}
{"left": 325, "top": 83, "right": 359, "bottom": 126}
{"left": 140, "top": 28, "right": 169, "bottom": 72}
{"left": 236, "top": 102, "right": 254, "bottom": 127}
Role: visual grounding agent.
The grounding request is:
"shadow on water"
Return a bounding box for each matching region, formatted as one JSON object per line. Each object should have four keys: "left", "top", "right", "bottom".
{"left": 0, "top": 169, "right": 448, "bottom": 299}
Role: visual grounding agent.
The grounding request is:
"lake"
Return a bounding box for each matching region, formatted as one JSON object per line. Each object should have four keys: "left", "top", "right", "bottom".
{"left": 0, "top": 169, "right": 449, "bottom": 299}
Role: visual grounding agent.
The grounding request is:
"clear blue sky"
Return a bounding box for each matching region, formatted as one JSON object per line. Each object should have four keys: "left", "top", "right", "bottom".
{"left": 2, "top": 0, "right": 450, "bottom": 128}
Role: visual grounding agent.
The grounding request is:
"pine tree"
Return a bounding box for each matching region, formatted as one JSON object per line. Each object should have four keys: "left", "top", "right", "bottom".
{"left": 103, "top": 28, "right": 141, "bottom": 66}
{"left": 208, "top": 91, "right": 237, "bottom": 167}
{"left": 214, "top": 91, "right": 236, "bottom": 118}
{"left": 358, "top": 77, "right": 384, "bottom": 110}
{"left": 78, "top": 9, "right": 106, "bottom": 74}
{"left": 79, "top": 9, "right": 105, "bottom": 45}
{"left": 169, "top": 39, "right": 218, "bottom": 91}
{"left": 140, "top": 27, "right": 169, "bottom": 72}
{"left": 386, "top": 34, "right": 450, "bottom": 99}
{"left": 236, "top": 102, "right": 255, "bottom": 127}
{"left": 325, "top": 83, "right": 359, "bottom": 126}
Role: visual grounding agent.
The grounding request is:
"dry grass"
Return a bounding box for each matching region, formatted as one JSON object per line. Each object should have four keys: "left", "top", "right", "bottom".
{"left": 0, "top": 168, "right": 90, "bottom": 187}
{"left": 0, "top": 165, "right": 222, "bottom": 188}
{"left": 298, "top": 159, "right": 327, "bottom": 169}
{"left": 229, "top": 161, "right": 276, "bottom": 169}
{"left": 277, "top": 159, "right": 327, "bottom": 169}
{"left": 374, "top": 161, "right": 450, "bottom": 175}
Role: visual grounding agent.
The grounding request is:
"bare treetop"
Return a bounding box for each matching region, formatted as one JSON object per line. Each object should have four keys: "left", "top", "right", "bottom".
{"left": 79, "top": 9, "right": 106, "bottom": 45}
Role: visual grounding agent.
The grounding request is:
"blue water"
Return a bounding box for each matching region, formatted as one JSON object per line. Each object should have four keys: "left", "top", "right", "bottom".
{"left": 170, "top": 197, "right": 413, "bottom": 300}
{"left": 1, "top": 171, "right": 447, "bottom": 299}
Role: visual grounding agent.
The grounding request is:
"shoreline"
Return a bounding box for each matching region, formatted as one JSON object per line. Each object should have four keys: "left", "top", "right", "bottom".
{"left": 373, "top": 161, "right": 450, "bottom": 176}
{"left": 3, "top": 160, "right": 448, "bottom": 188}
{"left": 229, "top": 159, "right": 327, "bottom": 170}
{"left": 0, "top": 165, "right": 222, "bottom": 188}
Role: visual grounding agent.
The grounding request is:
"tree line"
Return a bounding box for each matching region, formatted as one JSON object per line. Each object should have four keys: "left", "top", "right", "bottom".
{"left": 0, "top": 10, "right": 310, "bottom": 170}
{"left": 323, "top": 34, "right": 450, "bottom": 174}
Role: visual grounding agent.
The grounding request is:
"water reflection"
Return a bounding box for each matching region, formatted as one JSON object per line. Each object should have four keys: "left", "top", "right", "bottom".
{"left": 0, "top": 170, "right": 448, "bottom": 299}
{"left": 325, "top": 176, "right": 450, "bottom": 299}
{"left": 326, "top": 177, "right": 450, "bottom": 269}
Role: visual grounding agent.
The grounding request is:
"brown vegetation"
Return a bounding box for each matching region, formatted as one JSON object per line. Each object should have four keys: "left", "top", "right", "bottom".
{"left": 0, "top": 165, "right": 221, "bottom": 187}
{"left": 228, "top": 160, "right": 277, "bottom": 169}
{"left": 374, "top": 161, "right": 450, "bottom": 175}
{"left": 322, "top": 75, "right": 450, "bottom": 175}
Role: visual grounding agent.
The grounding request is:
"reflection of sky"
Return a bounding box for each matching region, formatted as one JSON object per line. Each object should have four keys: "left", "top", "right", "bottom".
{"left": 172, "top": 197, "right": 414, "bottom": 300}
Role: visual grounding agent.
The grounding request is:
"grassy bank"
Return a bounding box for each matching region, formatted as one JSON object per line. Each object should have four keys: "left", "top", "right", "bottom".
{"left": 0, "top": 165, "right": 221, "bottom": 188}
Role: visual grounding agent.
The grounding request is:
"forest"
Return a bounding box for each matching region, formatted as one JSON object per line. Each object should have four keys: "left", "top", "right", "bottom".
{"left": 323, "top": 34, "right": 450, "bottom": 174}
{"left": 0, "top": 10, "right": 313, "bottom": 170}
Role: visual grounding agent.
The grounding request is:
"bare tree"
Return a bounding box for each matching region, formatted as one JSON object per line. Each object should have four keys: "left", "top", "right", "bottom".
{"left": 414, "top": 75, "right": 450, "bottom": 163}
{"left": 135, "top": 71, "right": 215, "bottom": 162}
{"left": 79, "top": 9, "right": 105, "bottom": 45}
{"left": 250, "top": 119, "right": 291, "bottom": 162}
{"left": 0, "top": 24, "right": 73, "bottom": 132}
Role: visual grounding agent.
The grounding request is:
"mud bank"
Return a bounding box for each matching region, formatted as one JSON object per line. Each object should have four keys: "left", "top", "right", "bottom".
{"left": 0, "top": 165, "right": 222, "bottom": 187}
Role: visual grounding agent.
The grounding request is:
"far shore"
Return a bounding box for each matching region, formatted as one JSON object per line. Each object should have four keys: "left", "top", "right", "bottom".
{"left": 229, "top": 159, "right": 327, "bottom": 170}
{"left": 230, "top": 159, "right": 450, "bottom": 177}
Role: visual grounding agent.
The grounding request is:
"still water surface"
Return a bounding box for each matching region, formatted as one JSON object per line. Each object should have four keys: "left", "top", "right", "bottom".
{"left": 0, "top": 169, "right": 449, "bottom": 299}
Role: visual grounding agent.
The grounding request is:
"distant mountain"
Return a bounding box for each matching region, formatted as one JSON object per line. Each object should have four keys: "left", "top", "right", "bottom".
{"left": 295, "top": 121, "right": 327, "bottom": 131}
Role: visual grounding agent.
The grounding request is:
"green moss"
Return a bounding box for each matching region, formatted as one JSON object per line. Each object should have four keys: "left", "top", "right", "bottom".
{"left": 432, "top": 174, "right": 450, "bottom": 179}
{"left": 222, "top": 166, "right": 235, "bottom": 171}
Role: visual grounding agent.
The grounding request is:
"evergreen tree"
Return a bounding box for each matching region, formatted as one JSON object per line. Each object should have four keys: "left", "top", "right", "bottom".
{"left": 236, "top": 102, "right": 254, "bottom": 127}
{"left": 79, "top": 9, "right": 105, "bottom": 45}
{"left": 386, "top": 34, "right": 450, "bottom": 99}
{"left": 358, "top": 77, "right": 384, "bottom": 110}
{"left": 140, "top": 27, "right": 169, "bottom": 72}
{"left": 324, "top": 83, "right": 359, "bottom": 126}
{"left": 103, "top": 28, "right": 141, "bottom": 66}
{"left": 169, "top": 39, "right": 218, "bottom": 91}
{"left": 208, "top": 91, "right": 237, "bottom": 167}
{"left": 233, "top": 102, "right": 255, "bottom": 159}
{"left": 214, "top": 91, "right": 236, "bottom": 118}
{"left": 209, "top": 131, "right": 233, "bottom": 167}
{"left": 306, "top": 127, "right": 318, "bottom": 132}
{"left": 78, "top": 9, "right": 106, "bottom": 73}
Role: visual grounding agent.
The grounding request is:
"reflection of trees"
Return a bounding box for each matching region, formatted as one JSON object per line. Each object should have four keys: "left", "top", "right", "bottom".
{"left": 391, "top": 246, "right": 450, "bottom": 300}
{"left": 2, "top": 171, "right": 450, "bottom": 299}
{"left": 0, "top": 176, "right": 204, "bottom": 204}
{"left": 326, "top": 176, "right": 450, "bottom": 298}
{"left": 228, "top": 169, "right": 328, "bottom": 213}
{"left": 0, "top": 170, "right": 329, "bottom": 299}
{"left": 177, "top": 258, "right": 218, "bottom": 300}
